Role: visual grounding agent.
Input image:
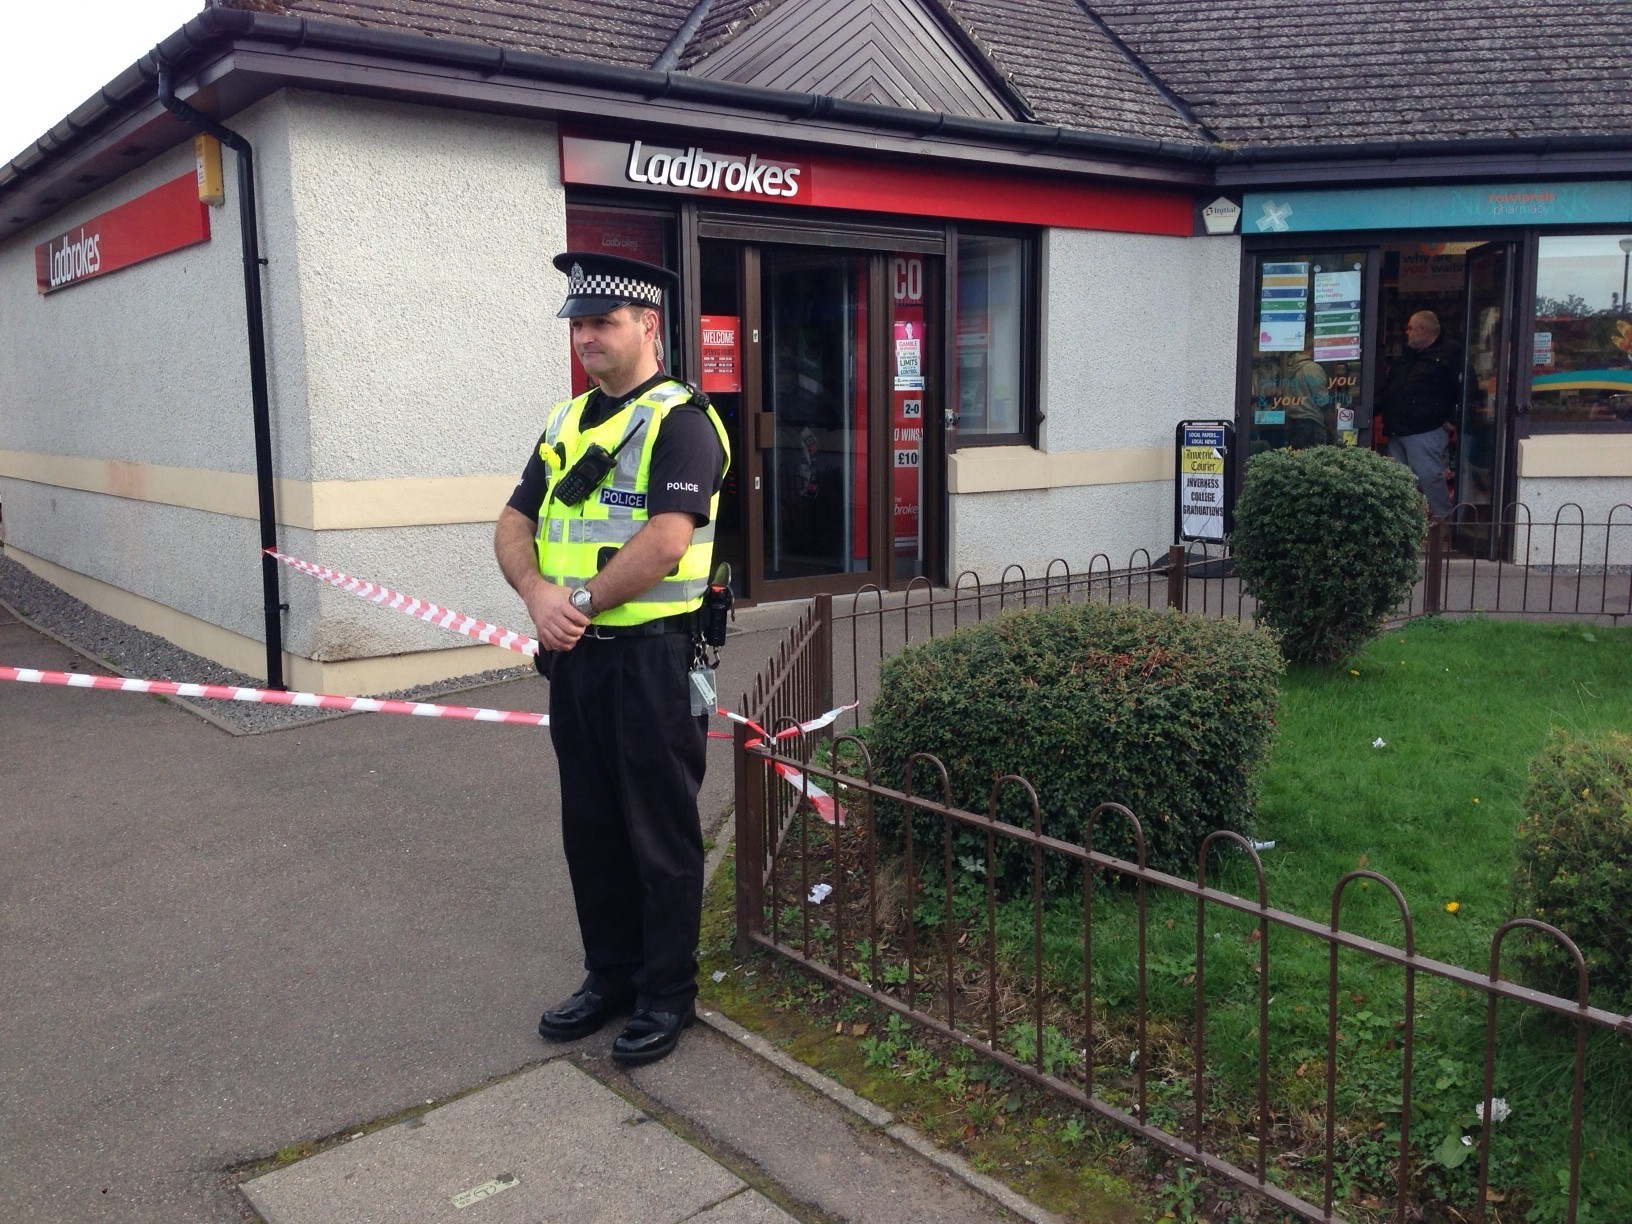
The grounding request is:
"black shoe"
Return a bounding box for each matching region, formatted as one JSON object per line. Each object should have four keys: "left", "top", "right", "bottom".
{"left": 610, "top": 1006, "right": 695, "bottom": 1066}
{"left": 538, "top": 984, "right": 632, "bottom": 1042}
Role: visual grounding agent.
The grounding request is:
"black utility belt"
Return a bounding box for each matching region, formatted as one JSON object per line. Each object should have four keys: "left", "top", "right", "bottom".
{"left": 583, "top": 612, "right": 697, "bottom": 639}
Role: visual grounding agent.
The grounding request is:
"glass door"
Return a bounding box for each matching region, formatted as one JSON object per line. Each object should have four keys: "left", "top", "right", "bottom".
{"left": 757, "top": 247, "right": 872, "bottom": 587}
{"left": 1457, "top": 242, "right": 1520, "bottom": 559}
{"left": 1245, "top": 251, "right": 1369, "bottom": 456}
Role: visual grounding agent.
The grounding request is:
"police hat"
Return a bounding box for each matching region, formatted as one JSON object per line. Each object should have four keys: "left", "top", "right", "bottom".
{"left": 552, "top": 251, "right": 677, "bottom": 319}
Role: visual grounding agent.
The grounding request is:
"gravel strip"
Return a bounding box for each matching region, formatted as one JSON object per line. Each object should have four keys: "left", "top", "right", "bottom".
{"left": 0, "top": 552, "right": 535, "bottom": 735}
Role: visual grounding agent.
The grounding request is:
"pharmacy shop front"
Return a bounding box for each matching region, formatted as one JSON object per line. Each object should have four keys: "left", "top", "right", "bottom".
{"left": 1236, "top": 182, "right": 1632, "bottom": 560}
{"left": 559, "top": 132, "right": 1195, "bottom": 601}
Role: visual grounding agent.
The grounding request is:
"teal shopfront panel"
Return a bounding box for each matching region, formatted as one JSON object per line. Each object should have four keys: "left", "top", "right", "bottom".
{"left": 1242, "top": 182, "right": 1632, "bottom": 235}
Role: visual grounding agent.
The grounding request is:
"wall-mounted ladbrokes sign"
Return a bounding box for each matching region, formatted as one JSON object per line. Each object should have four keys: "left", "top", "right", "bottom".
{"left": 34, "top": 172, "right": 210, "bottom": 295}
{"left": 562, "top": 135, "right": 808, "bottom": 203}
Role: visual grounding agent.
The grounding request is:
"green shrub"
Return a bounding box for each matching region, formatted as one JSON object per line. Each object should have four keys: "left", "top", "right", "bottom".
{"left": 865, "top": 602, "right": 1282, "bottom": 894}
{"left": 1512, "top": 730, "right": 1632, "bottom": 1013}
{"left": 1232, "top": 446, "right": 1423, "bottom": 667}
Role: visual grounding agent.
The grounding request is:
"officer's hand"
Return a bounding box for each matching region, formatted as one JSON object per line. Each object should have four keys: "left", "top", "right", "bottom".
{"left": 523, "top": 578, "right": 589, "bottom": 652}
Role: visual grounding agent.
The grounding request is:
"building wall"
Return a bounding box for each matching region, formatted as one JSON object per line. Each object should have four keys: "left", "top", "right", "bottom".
{"left": 0, "top": 124, "right": 272, "bottom": 646}
{"left": 1515, "top": 435, "right": 1632, "bottom": 567}
{"left": 0, "top": 91, "right": 567, "bottom": 689}
{"left": 947, "top": 229, "right": 1241, "bottom": 577}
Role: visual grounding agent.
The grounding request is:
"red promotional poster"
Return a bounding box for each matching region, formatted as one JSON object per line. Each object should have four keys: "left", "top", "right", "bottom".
{"left": 891, "top": 255, "right": 926, "bottom": 556}
{"left": 34, "top": 173, "right": 209, "bottom": 295}
{"left": 700, "top": 315, "right": 741, "bottom": 393}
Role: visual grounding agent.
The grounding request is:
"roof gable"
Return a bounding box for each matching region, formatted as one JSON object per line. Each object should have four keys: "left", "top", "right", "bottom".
{"left": 942, "top": 0, "right": 1204, "bottom": 143}
{"left": 686, "top": 0, "right": 1021, "bottom": 122}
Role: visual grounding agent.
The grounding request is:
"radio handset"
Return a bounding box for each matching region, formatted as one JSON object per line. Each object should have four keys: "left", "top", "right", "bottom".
{"left": 550, "top": 419, "right": 648, "bottom": 508}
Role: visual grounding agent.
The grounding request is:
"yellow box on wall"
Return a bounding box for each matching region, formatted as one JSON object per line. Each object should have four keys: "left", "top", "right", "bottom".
{"left": 194, "top": 134, "right": 224, "bottom": 206}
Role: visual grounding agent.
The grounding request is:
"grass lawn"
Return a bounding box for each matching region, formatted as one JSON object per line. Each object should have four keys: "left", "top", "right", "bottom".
{"left": 705, "top": 616, "right": 1632, "bottom": 1223}
{"left": 1004, "top": 617, "right": 1632, "bottom": 1221}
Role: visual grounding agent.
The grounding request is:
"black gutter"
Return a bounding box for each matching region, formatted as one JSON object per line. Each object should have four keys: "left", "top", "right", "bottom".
{"left": 156, "top": 66, "right": 285, "bottom": 692}
{"left": 652, "top": 0, "right": 714, "bottom": 73}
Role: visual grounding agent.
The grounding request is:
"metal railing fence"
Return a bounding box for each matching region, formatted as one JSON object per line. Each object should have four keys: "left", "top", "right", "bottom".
{"left": 730, "top": 503, "right": 1632, "bottom": 1222}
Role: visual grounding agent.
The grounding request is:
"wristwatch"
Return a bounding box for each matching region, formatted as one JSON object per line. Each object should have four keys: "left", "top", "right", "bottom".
{"left": 570, "top": 587, "right": 594, "bottom": 616}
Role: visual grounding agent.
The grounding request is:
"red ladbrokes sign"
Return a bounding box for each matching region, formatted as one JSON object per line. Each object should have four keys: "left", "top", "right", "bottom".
{"left": 35, "top": 173, "right": 210, "bottom": 295}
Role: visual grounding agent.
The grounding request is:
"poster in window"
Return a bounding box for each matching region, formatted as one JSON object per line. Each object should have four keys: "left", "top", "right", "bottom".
{"left": 1312, "top": 270, "right": 1362, "bottom": 361}
{"left": 700, "top": 315, "right": 741, "bottom": 393}
{"left": 1258, "top": 262, "right": 1309, "bottom": 352}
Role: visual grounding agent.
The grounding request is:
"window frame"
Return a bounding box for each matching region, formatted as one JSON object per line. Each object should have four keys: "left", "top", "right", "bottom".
{"left": 1524, "top": 225, "right": 1632, "bottom": 435}
{"left": 948, "top": 225, "right": 1040, "bottom": 449}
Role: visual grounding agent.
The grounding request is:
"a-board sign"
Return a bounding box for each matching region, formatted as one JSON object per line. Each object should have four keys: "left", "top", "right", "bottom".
{"left": 1175, "top": 420, "right": 1235, "bottom": 544}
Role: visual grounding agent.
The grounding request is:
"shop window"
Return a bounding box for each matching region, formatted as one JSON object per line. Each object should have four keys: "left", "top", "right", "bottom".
{"left": 1245, "top": 252, "right": 1366, "bottom": 457}
{"left": 955, "top": 233, "right": 1033, "bottom": 443}
{"left": 1530, "top": 233, "right": 1632, "bottom": 427}
{"left": 563, "top": 204, "right": 679, "bottom": 394}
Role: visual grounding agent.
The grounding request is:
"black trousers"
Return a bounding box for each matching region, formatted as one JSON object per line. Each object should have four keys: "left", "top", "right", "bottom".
{"left": 546, "top": 632, "right": 707, "bottom": 1013}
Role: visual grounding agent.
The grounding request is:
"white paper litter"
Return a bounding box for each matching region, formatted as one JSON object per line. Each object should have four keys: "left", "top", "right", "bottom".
{"left": 808, "top": 883, "right": 833, "bottom": 904}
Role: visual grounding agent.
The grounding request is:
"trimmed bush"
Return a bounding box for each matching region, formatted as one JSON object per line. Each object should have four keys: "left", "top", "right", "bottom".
{"left": 1232, "top": 446, "right": 1423, "bottom": 667}
{"left": 865, "top": 602, "right": 1282, "bottom": 894}
{"left": 1512, "top": 730, "right": 1632, "bottom": 1013}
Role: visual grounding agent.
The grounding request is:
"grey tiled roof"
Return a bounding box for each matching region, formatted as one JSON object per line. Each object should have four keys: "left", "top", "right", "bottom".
{"left": 941, "top": 0, "right": 1203, "bottom": 142}
{"left": 1092, "top": 0, "right": 1632, "bottom": 146}
{"left": 242, "top": 0, "right": 698, "bottom": 69}
{"left": 221, "top": 0, "right": 1632, "bottom": 148}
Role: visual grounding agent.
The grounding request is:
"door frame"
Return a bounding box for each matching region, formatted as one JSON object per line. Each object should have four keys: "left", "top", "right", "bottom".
{"left": 691, "top": 214, "right": 947, "bottom": 603}
{"left": 1456, "top": 240, "right": 1526, "bottom": 559}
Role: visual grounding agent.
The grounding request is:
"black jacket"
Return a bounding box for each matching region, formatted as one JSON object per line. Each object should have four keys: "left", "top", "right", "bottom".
{"left": 1381, "top": 342, "right": 1460, "bottom": 437}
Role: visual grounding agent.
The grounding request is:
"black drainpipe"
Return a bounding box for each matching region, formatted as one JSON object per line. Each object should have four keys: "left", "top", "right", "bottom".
{"left": 156, "top": 66, "right": 285, "bottom": 690}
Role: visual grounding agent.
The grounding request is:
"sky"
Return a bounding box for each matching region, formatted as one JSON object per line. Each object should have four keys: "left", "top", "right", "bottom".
{"left": 1, "top": 0, "right": 208, "bottom": 166}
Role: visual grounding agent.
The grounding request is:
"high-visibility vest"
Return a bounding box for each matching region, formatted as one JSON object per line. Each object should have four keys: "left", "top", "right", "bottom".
{"left": 534, "top": 380, "right": 731, "bottom": 627}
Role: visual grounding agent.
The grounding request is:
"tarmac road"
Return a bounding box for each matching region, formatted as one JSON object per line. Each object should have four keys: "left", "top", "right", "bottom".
{"left": 0, "top": 601, "right": 791, "bottom": 1222}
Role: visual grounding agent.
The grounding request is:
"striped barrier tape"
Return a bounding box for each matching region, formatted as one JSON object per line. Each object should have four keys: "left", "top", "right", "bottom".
{"left": 717, "top": 704, "right": 857, "bottom": 825}
{"left": 260, "top": 548, "right": 854, "bottom": 819}
{"left": 0, "top": 666, "right": 550, "bottom": 726}
{"left": 266, "top": 550, "right": 540, "bottom": 657}
{"left": 5, "top": 661, "right": 849, "bottom": 820}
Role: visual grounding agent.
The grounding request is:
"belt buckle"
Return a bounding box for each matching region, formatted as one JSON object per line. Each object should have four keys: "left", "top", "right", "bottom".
{"left": 584, "top": 623, "right": 616, "bottom": 641}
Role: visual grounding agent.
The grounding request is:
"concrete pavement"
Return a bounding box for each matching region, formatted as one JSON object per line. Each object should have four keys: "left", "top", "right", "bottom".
{"left": 0, "top": 595, "right": 1050, "bottom": 1223}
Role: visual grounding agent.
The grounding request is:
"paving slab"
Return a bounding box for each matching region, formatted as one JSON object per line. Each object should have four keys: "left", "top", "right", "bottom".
{"left": 241, "top": 1059, "right": 773, "bottom": 1224}
{"left": 625, "top": 1018, "right": 1025, "bottom": 1224}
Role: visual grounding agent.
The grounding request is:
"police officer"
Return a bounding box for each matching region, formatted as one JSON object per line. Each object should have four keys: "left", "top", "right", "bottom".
{"left": 495, "top": 252, "right": 729, "bottom": 1066}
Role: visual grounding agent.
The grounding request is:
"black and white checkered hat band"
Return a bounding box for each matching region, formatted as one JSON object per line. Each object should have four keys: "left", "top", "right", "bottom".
{"left": 569, "top": 270, "right": 662, "bottom": 304}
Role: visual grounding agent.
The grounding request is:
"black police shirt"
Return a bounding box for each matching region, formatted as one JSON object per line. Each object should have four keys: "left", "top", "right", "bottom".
{"left": 507, "top": 373, "right": 725, "bottom": 526}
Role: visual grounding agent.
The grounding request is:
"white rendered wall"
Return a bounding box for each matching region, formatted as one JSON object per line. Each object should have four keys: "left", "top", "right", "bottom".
{"left": 0, "top": 126, "right": 272, "bottom": 639}
{"left": 272, "top": 92, "right": 565, "bottom": 662}
{"left": 948, "top": 230, "right": 1241, "bottom": 578}
{"left": 1515, "top": 476, "right": 1632, "bottom": 567}
{"left": 0, "top": 90, "right": 567, "bottom": 680}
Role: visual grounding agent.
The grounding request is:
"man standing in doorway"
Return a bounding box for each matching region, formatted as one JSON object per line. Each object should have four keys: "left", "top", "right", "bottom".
{"left": 494, "top": 252, "right": 730, "bottom": 1066}
{"left": 1380, "top": 310, "right": 1460, "bottom": 519}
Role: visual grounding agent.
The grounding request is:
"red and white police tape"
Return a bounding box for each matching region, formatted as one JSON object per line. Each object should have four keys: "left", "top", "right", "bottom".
{"left": 263, "top": 549, "right": 857, "bottom": 819}
{"left": 266, "top": 550, "right": 542, "bottom": 657}
{"left": 4, "top": 550, "right": 859, "bottom": 822}
{"left": 0, "top": 666, "right": 549, "bottom": 725}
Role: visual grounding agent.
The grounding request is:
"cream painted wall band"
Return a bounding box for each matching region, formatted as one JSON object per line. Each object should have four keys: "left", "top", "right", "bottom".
{"left": 949, "top": 445, "right": 1173, "bottom": 494}
{"left": 0, "top": 451, "right": 516, "bottom": 529}
{"left": 1518, "top": 434, "right": 1632, "bottom": 479}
